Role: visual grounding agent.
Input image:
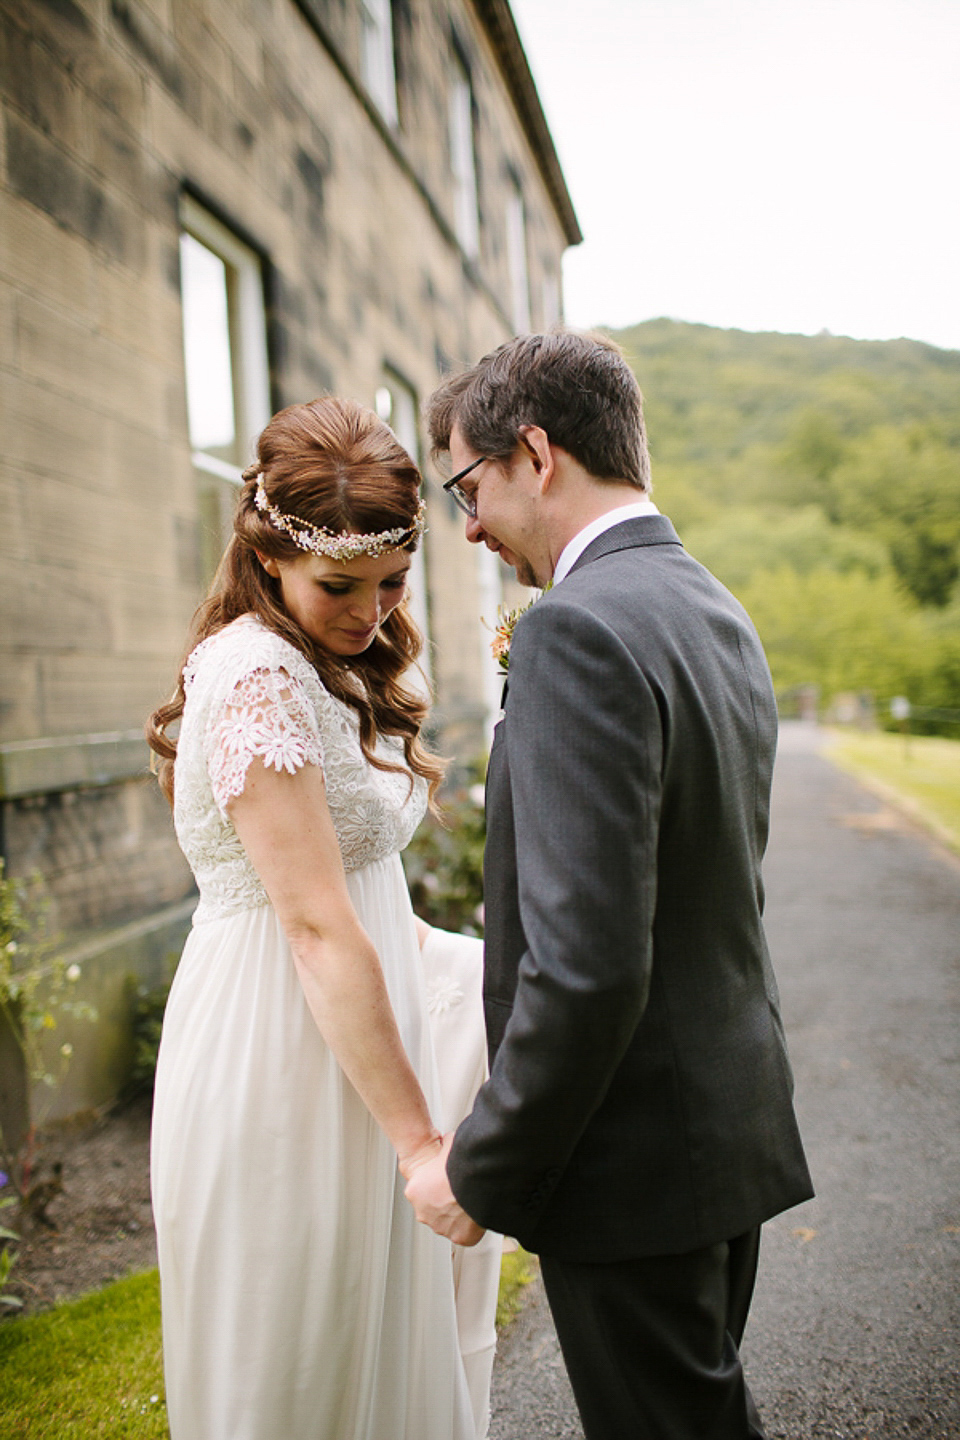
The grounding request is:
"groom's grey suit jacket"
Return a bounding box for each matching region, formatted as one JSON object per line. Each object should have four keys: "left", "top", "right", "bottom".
{"left": 447, "top": 515, "right": 813, "bottom": 1261}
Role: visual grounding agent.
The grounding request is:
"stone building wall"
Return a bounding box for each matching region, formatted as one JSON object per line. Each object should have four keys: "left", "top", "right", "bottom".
{"left": 0, "top": 0, "right": 578, "bottom": 1114}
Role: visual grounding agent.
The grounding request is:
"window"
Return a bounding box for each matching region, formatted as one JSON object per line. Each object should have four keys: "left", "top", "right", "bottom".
{"left": 179, "top": 195, "right": 270, "bottom": 582}
{"left": 375, "top": 376, "right": 432, "bottom": 689}
{"left": 541, "top": 271, "right": 561, "bottom": 330}
{"left": 449, "top": 53, "right": 479, "bottom": 258}
{"left": 476, "top": 546, "right": 505, "bottom": 738}
{"left": 361, "top": 0, "right": 398, "bottom": 126}
{"left": 506, "top": 181, "right": 531, "bottom": 334}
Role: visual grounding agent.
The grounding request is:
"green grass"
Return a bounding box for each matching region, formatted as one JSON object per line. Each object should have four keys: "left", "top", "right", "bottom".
{"left": 495, "top": 1245, "right": 536, "bottom": 1327}
{"left": 0, "top": 1250, "right": 537, "bottom": 1436}
{"left": 824, "top": 728, "right": 960, "bottom": 852}
{"left": 0, "top": 1269, "right": 166, "bottom": 1438}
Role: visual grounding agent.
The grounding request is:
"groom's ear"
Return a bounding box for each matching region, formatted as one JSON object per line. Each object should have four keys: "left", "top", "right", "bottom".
{"left": 517, "top": 425, "right": 554, "bottom": 493}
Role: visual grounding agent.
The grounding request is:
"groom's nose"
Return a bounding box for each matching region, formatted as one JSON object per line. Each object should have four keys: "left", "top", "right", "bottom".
{"left": 464, "top": 514, "right": 486, "bottom": 546}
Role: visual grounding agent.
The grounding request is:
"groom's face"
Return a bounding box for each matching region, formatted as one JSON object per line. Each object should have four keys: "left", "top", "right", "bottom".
{"left": 448, "top": 426, "right": 541, "bottom": 588}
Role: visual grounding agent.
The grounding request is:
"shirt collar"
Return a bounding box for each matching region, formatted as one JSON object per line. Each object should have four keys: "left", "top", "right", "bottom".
{"left": 553, "top": 499, "right": 660, "bottom": 586}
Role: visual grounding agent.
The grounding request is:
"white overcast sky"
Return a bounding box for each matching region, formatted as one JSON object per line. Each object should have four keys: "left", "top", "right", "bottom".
{"left": 509, "top": 0, "right": 960, "bottom": 351}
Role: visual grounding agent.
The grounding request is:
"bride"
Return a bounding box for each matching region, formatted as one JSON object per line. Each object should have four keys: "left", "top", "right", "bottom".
{"left": 147, "top": 397, "right": 500, "bottom": 1440}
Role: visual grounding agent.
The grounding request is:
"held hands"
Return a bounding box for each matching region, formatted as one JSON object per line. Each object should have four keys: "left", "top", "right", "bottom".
{"left": 400, "top": 1133, "right": 485, "bottom": 1247}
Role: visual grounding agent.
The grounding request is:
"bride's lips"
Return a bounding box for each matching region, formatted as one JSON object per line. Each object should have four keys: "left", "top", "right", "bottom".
{"left": 340, "top": 623, "right": 379, "bottom": 644}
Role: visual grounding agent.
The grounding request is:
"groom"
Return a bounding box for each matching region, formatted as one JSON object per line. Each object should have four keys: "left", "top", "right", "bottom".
{"left": 405, "top": 331, "right": 813, "bottom": 1438}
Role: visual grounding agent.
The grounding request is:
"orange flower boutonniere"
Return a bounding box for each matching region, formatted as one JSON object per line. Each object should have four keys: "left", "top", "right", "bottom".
{"left": 490, "top": 585, "right": 551, "bottom": 673}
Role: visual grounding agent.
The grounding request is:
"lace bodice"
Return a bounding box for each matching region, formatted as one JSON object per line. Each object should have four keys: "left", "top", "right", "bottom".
{"left": 174, "top": 615, "right": 427, "bottom": 924}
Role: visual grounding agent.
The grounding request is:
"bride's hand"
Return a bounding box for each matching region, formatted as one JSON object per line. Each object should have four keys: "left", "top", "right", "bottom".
{"left": 402, "top": 1133, "right": 486, "bottom": 1247}
{"left": 397, "top": 1131, "right": 443, "bottom": 1180}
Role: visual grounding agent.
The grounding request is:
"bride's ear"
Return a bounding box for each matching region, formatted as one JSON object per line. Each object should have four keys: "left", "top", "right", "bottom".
{"left": 256, "top": 552, "right": 282, "bottom": 579}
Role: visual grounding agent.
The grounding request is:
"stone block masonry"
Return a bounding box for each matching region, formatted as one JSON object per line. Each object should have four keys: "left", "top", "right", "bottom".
{"left": 0, "top": 0, "right": 578, "bottom": 1116}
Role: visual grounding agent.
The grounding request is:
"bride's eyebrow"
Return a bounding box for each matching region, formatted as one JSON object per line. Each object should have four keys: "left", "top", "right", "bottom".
{"left": 320, "top": 564, "right": 411, "bottom": 581}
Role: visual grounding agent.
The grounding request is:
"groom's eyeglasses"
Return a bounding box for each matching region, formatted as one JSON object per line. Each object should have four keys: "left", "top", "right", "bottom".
{"left": 442, "top": 456, "right": 488, "bottom": 518}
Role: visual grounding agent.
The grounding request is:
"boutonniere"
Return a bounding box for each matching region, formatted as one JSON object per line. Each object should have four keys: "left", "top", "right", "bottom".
{"left": 490, "top": 585, "right": 551, "bottom": 673}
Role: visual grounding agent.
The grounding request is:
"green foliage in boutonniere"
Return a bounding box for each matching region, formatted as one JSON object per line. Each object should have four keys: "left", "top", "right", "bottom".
{"left": 490, "top": 584, "right": 551, "bottom": 673}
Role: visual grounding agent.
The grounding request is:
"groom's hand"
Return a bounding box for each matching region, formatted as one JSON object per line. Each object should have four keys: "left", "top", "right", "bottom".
{"left": 401, "top": 1133, "right": 485, "bottom": 1247}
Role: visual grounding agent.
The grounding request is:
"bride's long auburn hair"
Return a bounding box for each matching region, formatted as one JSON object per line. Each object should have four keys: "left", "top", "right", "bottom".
{"left": 146, "top": 397, "right": 446, "bottom": 809}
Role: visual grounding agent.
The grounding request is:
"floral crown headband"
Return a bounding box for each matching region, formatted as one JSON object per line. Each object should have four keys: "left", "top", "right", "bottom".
{"left": 254, "top": 474, "right": 427, "bottom": 563}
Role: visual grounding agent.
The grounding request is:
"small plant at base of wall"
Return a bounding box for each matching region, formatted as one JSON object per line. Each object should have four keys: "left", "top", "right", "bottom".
{"left": 0, "top": 862, "right": 97, "bottom": 1243}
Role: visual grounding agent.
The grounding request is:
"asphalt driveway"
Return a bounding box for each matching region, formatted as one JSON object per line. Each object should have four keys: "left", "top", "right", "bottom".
{"left": 489, "top": 722, "right": 960, "bottom": 1440}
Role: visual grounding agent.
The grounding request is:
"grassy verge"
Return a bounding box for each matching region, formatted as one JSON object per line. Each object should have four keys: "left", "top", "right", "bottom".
{"left": 824, "top": 728, "right": 960, "bottom": 853}
{"left": 496, "top": 1245, "right": 537, "bottom": 1327}
{"left": 0, "top": 1269, "right": 166, "bottom": 1438}
{"left": 0, "top": 1250, "right": 537, "bottom": 1436}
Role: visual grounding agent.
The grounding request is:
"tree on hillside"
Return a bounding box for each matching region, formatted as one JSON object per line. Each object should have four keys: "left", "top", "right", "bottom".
{"left": 831, "top": 427, "right": 960, "bottom": 607}
{"left": 611, "top": 319, "right": 960, "bottom": 719}
{"left": 778, "top": 410, "right": 847, "bottom": 514}
{"left": 735, "top": 566, "right": 930, "bottom": 700}
{"left": 682, "top": 506, "right": 886, "bottom": 591}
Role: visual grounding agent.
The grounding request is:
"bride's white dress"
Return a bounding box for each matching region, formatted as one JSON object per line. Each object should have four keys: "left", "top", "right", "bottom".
{"left": 151, "top": 614, "right": 499, "bottom": 1440}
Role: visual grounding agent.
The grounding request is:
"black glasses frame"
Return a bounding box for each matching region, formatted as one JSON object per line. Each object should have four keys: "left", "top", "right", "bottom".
{"left": 442, "top": 455, "right": 488, "bottom": 518}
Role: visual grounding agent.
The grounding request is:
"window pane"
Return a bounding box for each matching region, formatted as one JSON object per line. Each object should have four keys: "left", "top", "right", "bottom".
{"left": 542, "top": 272, "right": 561, "bottom": 329}
{"left": 361, "top": 0, "right": 398, "bottom": 125}
{"left": 506, "top": 186, "right": 531, "bottom": 334}
{"left": 180, "top": 233, "right": 236, "bottom": 453}
{"left": 476, "top": 545, "right": 504, "bottom": 738}
{"left": 381, "top": 377, "right": 432, "bottom": 688}
{"left": 450, "top": 64, "right": 479, "bottom": 257}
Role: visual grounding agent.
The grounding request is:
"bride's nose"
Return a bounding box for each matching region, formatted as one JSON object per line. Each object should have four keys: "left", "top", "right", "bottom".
{"left": 349, "top": 590, "right": 382, "bottom": 625}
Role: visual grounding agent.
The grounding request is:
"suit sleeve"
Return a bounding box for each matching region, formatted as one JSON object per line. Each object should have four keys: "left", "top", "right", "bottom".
{"left": 447, "top": 597, "right": 663, "bottom": 1238}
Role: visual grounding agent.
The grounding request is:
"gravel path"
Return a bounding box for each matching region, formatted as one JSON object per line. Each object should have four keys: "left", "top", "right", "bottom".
{"left": 489, "top": 723, "right": 960, "bottom": 1440}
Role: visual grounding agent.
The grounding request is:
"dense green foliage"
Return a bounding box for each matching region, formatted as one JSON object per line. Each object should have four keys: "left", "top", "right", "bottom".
{"left": 403, "top": 783, "right": 486, "bottom": 935}
{"left": 612, "top": 320, "right": 960, "bottom": 727}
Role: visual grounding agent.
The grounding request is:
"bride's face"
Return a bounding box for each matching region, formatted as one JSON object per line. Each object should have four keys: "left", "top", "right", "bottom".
{"left": 260, "top": 549, "right": 412, "bottom": 656}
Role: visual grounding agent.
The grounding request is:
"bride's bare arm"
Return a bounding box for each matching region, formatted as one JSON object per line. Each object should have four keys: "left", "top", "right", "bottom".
{"left": 228, "top": 757, "right": 441, "bottom": 1170}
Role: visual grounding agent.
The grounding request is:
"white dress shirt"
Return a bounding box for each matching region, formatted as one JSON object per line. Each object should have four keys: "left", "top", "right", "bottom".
{"left": 553, "top": 499, "right": 660, "bottom": 586}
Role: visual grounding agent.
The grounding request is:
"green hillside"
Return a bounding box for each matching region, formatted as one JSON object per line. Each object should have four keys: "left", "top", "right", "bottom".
{"left": 611, "top": 320, "right": 960, "bottom": 729}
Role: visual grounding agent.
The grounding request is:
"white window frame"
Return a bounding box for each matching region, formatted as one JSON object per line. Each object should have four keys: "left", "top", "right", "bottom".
{"left": 179, "top": 195, "right": 271, "bottom": 579}
{"left": 541, "top": 270, "right": 561, "bottom": 330}
{"left": 361, "top": 0, "right": 398, "bottom": 126}
{"left": 180, "top": 194, "right": 271, "bottom": 485}
{"left": 506, "top": 180, "right": 531, "bottom": 334}
{"left": 375, "top": 376, "right": 432, "bottom": 690}
{"left": 476, "top": 546, "right": 505, "bottom": 738}
{"left": 449, "top": 53, "right": 479, "bottom": 258}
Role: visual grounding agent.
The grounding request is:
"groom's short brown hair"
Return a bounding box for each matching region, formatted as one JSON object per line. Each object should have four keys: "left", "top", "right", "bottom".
{"left": 426, "top": 330, "right": 651, "bottom": 492}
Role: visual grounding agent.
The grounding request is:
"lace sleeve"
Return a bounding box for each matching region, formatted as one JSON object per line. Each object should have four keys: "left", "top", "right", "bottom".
{"left": 207, "top": 666, "right": 325, "bottom": 817}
